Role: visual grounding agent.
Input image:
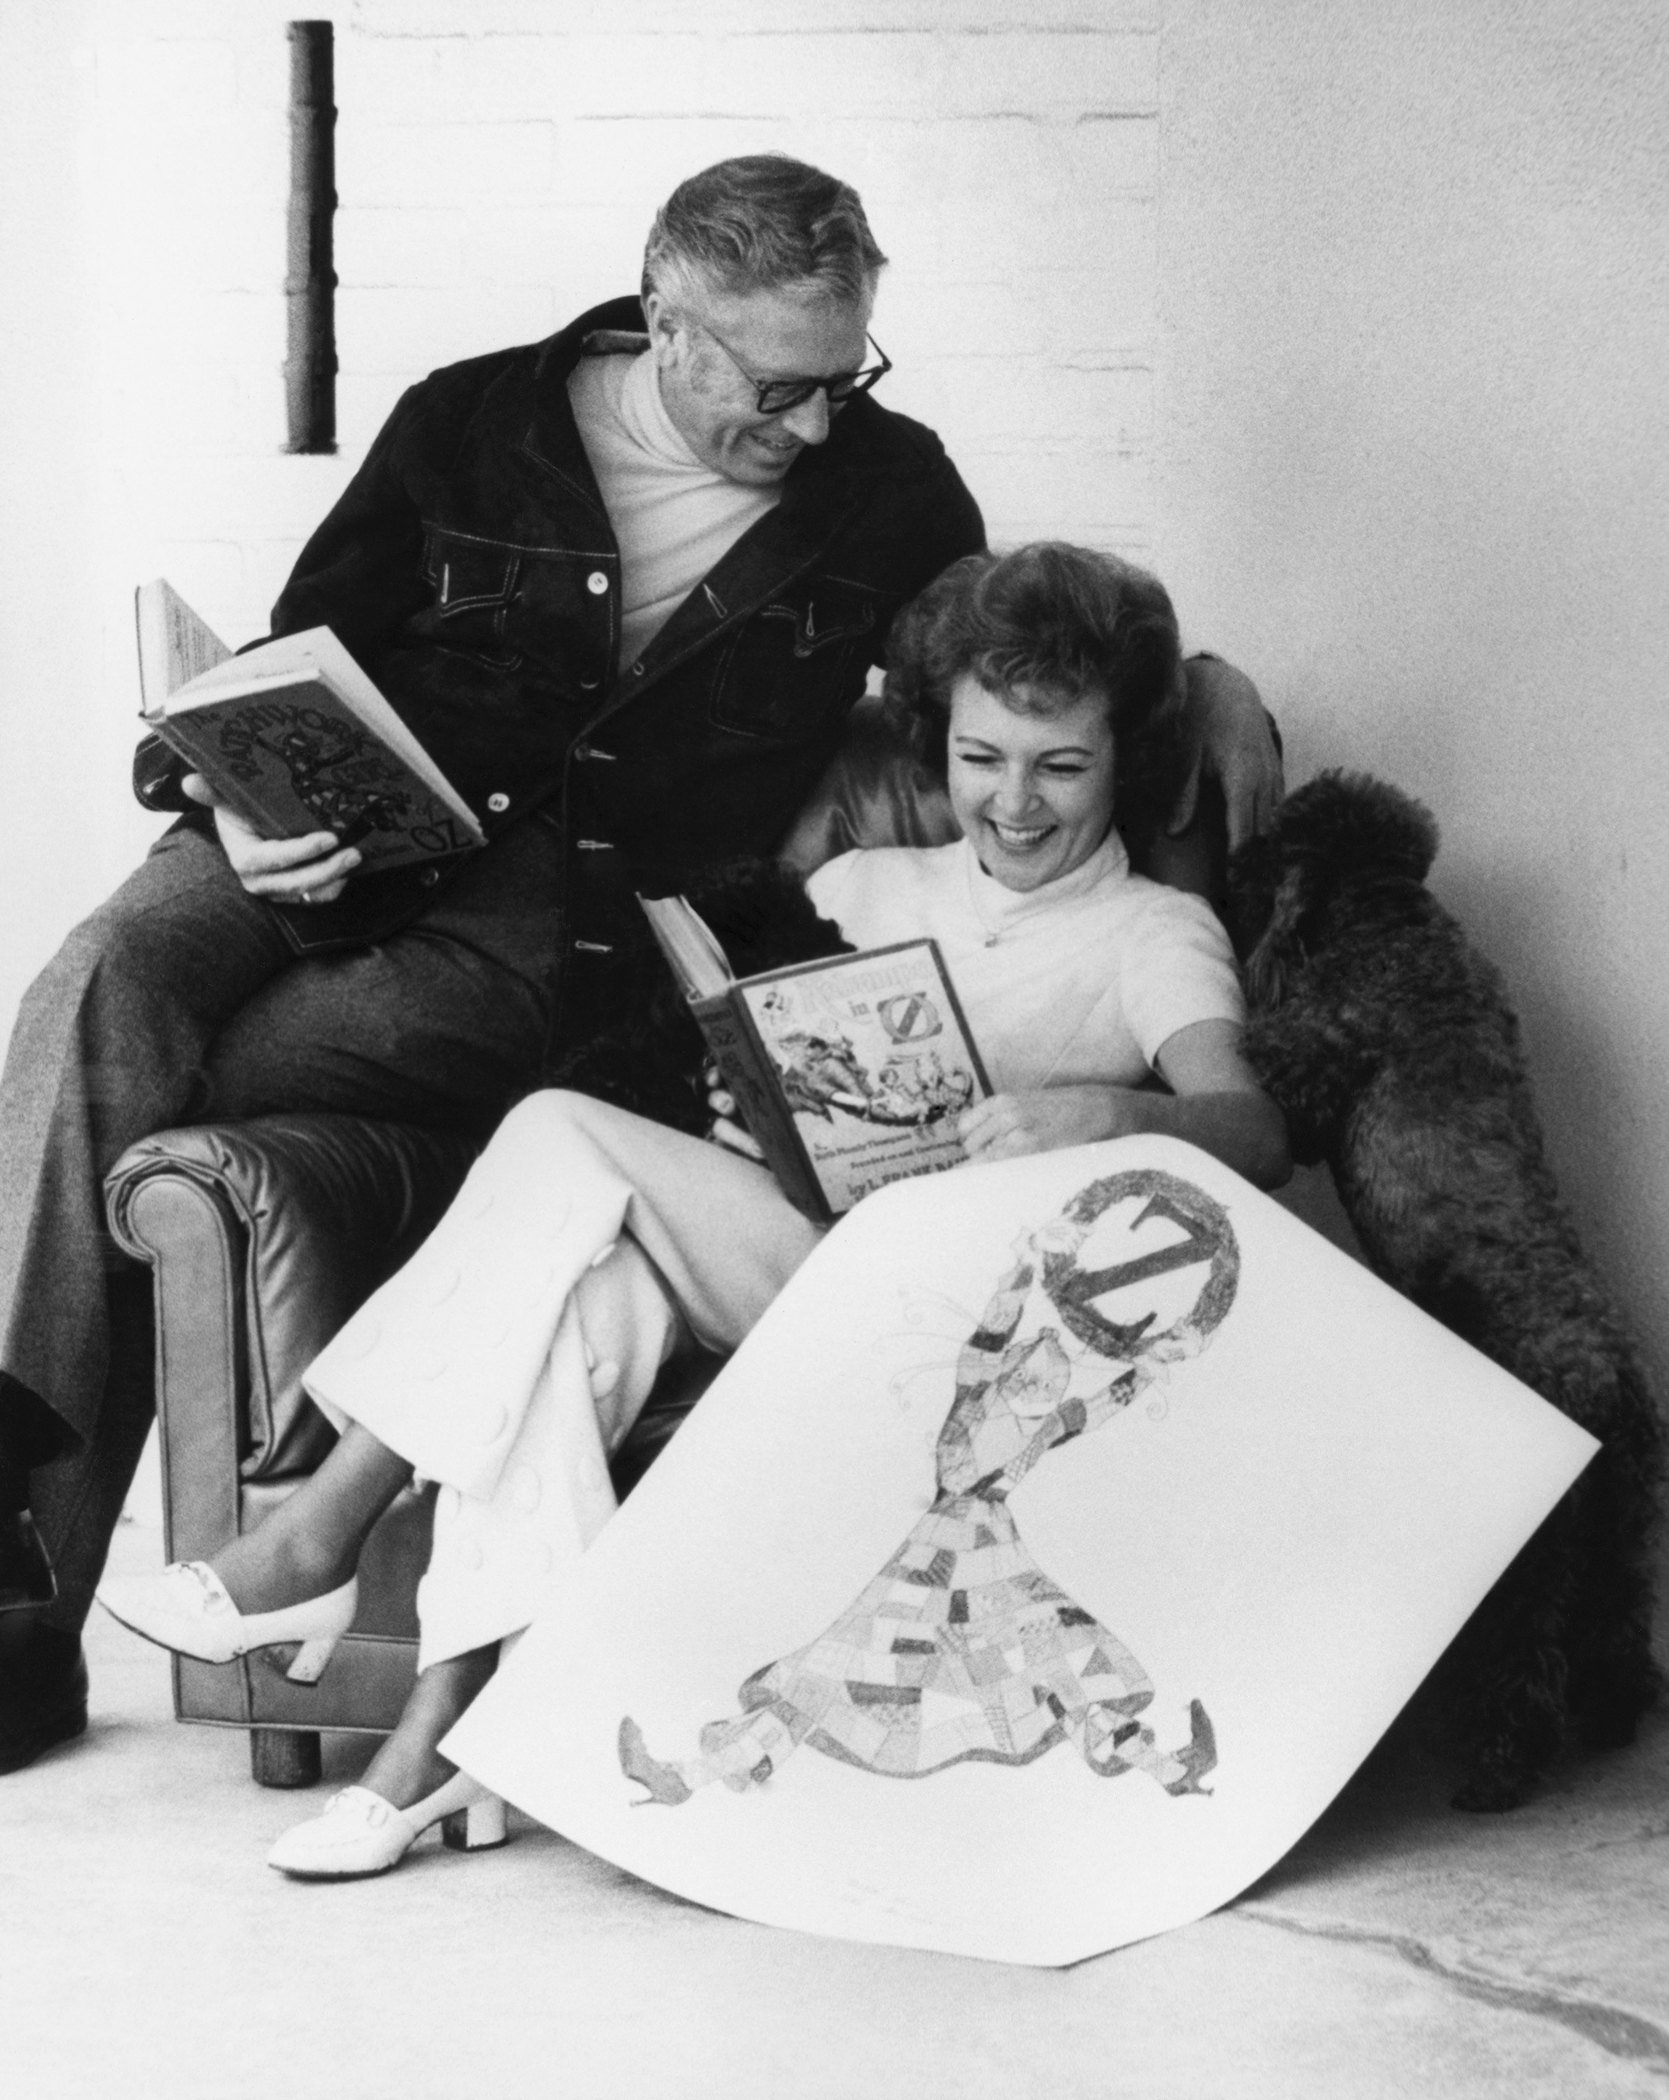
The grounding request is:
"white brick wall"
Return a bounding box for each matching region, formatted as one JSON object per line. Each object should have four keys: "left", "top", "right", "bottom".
{"left": 79, "top": 0, "right": 1166, "bottom": 676}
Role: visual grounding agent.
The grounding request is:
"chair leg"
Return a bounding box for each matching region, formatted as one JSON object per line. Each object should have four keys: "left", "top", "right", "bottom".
{"left": 250, "top": 1728, "right": 323, "bottom": 1789}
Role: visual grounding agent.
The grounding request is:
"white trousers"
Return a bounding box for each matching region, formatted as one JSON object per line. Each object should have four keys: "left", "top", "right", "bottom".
{"left": 304, "top": 1091, "right": 824, "bottom": 1670}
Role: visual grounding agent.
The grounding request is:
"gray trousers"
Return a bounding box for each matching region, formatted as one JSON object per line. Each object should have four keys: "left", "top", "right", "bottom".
{"left": 0, "top": 818, "right": 565, "bottom": 1632}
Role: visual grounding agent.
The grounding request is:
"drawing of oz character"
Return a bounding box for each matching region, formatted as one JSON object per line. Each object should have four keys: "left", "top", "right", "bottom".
{"left": 620, "top": 1167, "right": 1239, "bottom": 1805}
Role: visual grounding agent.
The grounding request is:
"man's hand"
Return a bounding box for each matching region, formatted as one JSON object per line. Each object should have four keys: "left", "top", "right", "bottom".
{"left": 959, "top": 1086, "right": 1129, "bottom": 1163}
{"left": 1171, "top": 658, "right": 1284, "bottom": 853}
{"left": 183, "top": 774, "right": 362, "bottom": 904}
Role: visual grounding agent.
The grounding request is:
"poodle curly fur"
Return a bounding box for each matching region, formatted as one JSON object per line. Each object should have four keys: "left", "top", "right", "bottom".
{"left": 1227, "top": 770, "right": 1664, "bottom": 1810}
{"left": 548, "top": 859, "right": 853, "bottom": 1134}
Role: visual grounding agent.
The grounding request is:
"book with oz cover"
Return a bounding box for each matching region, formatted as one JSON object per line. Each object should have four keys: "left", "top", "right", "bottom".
{"left": 135, "top": 579, "right": 486, "bottom": 872}
{"left": 640, "top": 893, "right": 993, "bottom": 1224}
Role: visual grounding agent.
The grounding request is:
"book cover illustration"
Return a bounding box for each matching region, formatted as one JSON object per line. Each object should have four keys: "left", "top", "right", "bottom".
{"left": 168, "top": 681, "right": 480, "bottom": 868}
{"left": 135, "top": 579, "right": 484, "bottom": 873}
{"left": 737, "top": 941, "right": 991, "bottom": 1212}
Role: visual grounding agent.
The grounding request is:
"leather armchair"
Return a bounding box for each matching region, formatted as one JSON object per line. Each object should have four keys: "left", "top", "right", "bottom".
{"left": 102, "top": 690, "right": 1230, "bottom": 1788}
{"left": 103, "top": 1113, "right": 723, "bottom": 1785}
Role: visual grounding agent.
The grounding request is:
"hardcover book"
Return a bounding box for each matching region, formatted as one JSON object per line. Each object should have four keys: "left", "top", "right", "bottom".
{"left": 135, "top": 579, "right": 485, "bottom": 872}
{"left": 640, "top": 892, "right": 993, "bottom": 1223}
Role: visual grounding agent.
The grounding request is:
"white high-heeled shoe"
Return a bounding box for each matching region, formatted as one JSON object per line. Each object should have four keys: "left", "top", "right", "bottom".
{"left": 267, "top": 1771, "right": 509, "bottom": 1881}
{"left": 96, "top": 1562, "right": 359, "bottom": 1684}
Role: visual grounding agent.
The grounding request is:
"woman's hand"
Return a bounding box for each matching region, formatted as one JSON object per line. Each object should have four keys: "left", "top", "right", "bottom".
{"left": 704, "top": 1067, "right": 765, "bottom": 1163}
{"left": 959, "top": 1086, "right": 1128, "bottom": 1163}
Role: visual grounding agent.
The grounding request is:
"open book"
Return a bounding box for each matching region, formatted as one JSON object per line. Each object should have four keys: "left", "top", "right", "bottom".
{"left": 135, "top": 579, "right": 485, "bottom": 872}
{"left": 640, "top": 893, "right": 993, "bottom": 1223}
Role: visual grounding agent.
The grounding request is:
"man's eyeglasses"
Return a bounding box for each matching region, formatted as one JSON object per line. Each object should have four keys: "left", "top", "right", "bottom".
{"left": 697, "top": 319, "right": 892, "bottom": 417}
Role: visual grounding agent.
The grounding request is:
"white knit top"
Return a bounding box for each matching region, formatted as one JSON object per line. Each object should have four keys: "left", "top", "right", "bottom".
{"left": 569, "top": 349, "right": 779, "bottom": 669}
{"left": 805, "top": 834, "right": 1244, "bottom": 1094}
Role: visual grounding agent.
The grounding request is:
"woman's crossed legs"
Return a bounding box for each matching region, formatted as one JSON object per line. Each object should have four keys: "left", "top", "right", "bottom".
{"left": 188, "top": 1090, "right": 823, "bottom": 1824}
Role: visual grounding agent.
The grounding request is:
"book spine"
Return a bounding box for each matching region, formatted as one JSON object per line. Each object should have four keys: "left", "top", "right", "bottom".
{"left": 692, "top": 994, "right": 833, "bottom": 1225}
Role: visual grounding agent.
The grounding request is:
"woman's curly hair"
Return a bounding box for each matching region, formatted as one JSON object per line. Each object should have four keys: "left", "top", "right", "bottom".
{"left": 881, "top": 543, "right": 1188, "bottom": 854}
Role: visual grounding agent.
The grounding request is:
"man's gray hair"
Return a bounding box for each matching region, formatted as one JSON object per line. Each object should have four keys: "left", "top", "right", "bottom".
{"left": 642, "top": 154, "right": 887, "bottom": 310}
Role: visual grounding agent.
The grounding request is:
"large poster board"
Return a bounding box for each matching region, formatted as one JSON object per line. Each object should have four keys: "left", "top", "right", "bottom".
{"left": 445, "top": 1136, "right": 1594, "bottom": 1966}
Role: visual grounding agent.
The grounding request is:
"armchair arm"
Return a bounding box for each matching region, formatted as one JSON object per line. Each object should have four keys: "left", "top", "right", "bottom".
{"left": 778, "top": 694, "right": 957, "bottom": 875}
{"left": 105, "top": 1115, "right": 479, "bottom": 1492}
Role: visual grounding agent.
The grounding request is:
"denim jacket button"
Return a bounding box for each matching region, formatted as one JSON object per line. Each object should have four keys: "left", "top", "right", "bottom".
{"left": 586, "top": 571, "right": 609, "bottom": 595}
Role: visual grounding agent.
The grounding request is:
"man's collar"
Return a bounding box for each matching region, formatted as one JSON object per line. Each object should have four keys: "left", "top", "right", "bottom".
{"left": 578, "top": 327, "right": 650, "bottom": 358}
{"left": 530, "top": 295, "right": 650, "bottom": 386}
{"left": 520, "top": 298, "right": 648, "bottom": 501}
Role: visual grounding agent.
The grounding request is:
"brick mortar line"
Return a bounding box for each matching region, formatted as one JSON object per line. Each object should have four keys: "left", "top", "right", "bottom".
{"left": 353, "top": 26, "right": 1161, "bottom": 41}
{"left": 342, "top": 111, "right": 1159, "bottom": 126}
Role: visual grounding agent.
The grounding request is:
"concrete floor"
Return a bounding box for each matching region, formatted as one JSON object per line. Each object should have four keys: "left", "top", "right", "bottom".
{"left": 5, "top": 1512, "right": 1668, "bottom": 2100}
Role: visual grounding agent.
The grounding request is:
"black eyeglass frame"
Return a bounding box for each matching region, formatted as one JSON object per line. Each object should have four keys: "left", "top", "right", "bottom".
{"left": 696, "top": 318, "right": 892, "bottom": 417}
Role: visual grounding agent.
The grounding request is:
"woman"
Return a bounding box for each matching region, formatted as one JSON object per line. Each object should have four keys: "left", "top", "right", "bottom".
{"left": 99, "top": 543, "right": 1288, "bottom": 1877}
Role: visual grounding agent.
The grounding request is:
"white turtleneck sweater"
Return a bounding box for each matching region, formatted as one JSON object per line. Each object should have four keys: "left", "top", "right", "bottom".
{"left": 805, "top": 833, "right": 1244, "bottom": 1093}
{"left": 568, "top": 347, "right": 780, "bottom": 670}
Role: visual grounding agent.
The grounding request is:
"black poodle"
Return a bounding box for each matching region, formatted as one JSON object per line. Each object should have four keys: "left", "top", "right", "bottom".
{"left": 1227, "top": 771, "right": 1664, "bottom": 1809}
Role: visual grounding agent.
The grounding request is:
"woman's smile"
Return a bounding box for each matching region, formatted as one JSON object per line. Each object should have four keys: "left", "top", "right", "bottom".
{"left": 946, "top": 674, "right": 1119, "bottom": 893}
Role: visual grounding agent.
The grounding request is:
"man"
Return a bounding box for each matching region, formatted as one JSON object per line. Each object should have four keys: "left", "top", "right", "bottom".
{"left": 0, "top": 154, "right": 1279, "bottom": 1771}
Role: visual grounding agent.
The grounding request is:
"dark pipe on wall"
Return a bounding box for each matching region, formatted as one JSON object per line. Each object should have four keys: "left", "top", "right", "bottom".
{"left": 284, "top": 20, "right": 336, "bottom": 454}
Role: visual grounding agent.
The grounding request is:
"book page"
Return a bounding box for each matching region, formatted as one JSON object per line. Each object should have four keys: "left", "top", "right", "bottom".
{"left": 639, "top": 895, "right": 734, "bottom": 1001}
{"left": 737, "top": 939, "right": 989, "bottom": 1212}
{"left": 134, "top": 579, "right": 231, "bottom": 712}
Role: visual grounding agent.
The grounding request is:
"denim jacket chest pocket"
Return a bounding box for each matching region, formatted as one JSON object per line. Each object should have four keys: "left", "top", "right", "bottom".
{"left": 418, "top": 529, "right": 524, "bottom": 669}
{"left": 417, "top": 526, "right": 614, "bottom": 684}
{"left": 709, "top": 578, "right": 893, "bottom": 742}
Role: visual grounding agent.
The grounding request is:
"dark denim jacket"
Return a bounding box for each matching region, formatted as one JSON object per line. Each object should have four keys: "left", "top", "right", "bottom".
{"left": 136, "top": 296, "right": 984, "bottom": 997}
